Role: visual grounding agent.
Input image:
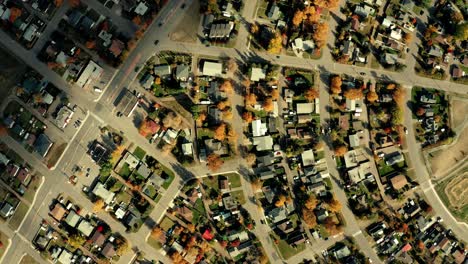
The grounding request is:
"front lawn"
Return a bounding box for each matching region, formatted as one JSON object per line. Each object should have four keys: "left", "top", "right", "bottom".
{"left": 8, "top": 203, "right": 29, "bottom": 231}
{"left": 270, "top": 232, "right": 305, "bottom": 259}
{"left": 160, "top": 217, "right": 175, "bottom": 231}
{"left": 118, "top": 163, "right": 133, "bottom": 179}
{"left": 0, "top": 231, "right": 10, "bottom": 258}
{"left": 226, "top": 173, "right": 241, "bottom": 188}
{"left": 147, "top": 236, "right": 162, "bottom": 250}
{"left": 231, "top": 190, "right": 246, "bottom": 205}
{"left": 192, "top": 198, "right": 206, "bottom": 225}
{"left": 133, "top": 147, "right": 147, "bottom": 160}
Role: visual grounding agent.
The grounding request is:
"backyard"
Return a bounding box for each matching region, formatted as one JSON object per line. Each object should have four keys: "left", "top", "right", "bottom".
{"left": 270, "top": 232, "right": 305, "bottom": 259}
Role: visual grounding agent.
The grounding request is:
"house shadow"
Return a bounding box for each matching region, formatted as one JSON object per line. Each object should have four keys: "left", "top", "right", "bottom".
{"left": 173, "top": 93, "right": 195, "bottom": 114}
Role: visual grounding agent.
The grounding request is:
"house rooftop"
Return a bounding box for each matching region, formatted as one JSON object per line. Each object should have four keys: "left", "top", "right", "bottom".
{"left": 390, "top": 174, "right": 408, "bottom": 190}
{"left": 50, "top": 203, "right": 67, "bottom": 221}
{"left": 250, "top": 67, "right": 266, "bottom": 82}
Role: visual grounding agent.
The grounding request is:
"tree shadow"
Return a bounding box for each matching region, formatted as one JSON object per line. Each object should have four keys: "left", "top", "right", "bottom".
{"left": 173, "top": 93, "right": 195, "bottom": 114}
{"left": 133, "top": 111, "right": 143, "bottom": 128}
{"left": 144, "top": 217, "right": 156, "bottom": 230}
{"left": 170, "top": 162, "right": 196, "bottom": 183}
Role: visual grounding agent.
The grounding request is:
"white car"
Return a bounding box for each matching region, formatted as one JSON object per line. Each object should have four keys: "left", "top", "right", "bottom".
{"left": 94, "top": 87, "right": 103, "bottom": 93}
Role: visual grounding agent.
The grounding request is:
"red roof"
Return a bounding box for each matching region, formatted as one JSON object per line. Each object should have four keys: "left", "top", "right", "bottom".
{"left": 109, "top": 39, "right": 124, "bottom": 57}
{"left": 202, "top": 229, "right": 214, "bottom": 240}
{"left": 146, "top": 119, "right": 161, "bottom": 134}
{"left": 402, "top": 243, "right": 412, "bottom": 252}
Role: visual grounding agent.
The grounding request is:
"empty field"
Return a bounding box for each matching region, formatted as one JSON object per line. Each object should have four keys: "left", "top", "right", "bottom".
{"left": 436, "top": 171, "right": 468, "bottom": 223}
{"left": 451, "top": 99, "right": 468, "bottom": 129}
{"left": 430, "top": 126, "right": 468, "bottom": 178}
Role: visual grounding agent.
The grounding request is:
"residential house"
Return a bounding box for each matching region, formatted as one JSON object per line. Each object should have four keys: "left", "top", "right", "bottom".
{"left": 219, "top": 178, "right": 230, "bottom": 193}
{"left": 50, "top": 203, "right": 67, "bottom": 221}
{"left": 452, "top": 65, "right": 465, "bottom": 78}
{"left": 333, "top": 245, "right": 351, "bottom": 260}
{"left": 182, "top": 143, "right": 193, "bottom": 156}
{"left": 315, "top": 207, "right": 329, "bottom": 222}
{"left": 301, "top": 149, "right": 315, "bottom": 167}
{"left": 77, "top": 220, "right": 95, "bottom": 237}
{"left": 390, "top": 174, "right": 408, "bottom": 190}
{"left": 348, "top": 161, "right": 372, "bottom": 184}
{"left": 175, "top": 64, "right": 190, "bottom": 81}
{"left": 6, "top": 164, "right": 20, "bottom": 177}
{"left": 252, "top": 119, "right": 268, "bottom": 137}
{"left": 209, "top": 21, "right": 234, "bottom": 39}
{"left": 109, "top": 39, "right": 124, "bottom": 57}
{"left": 250, "top": 67, "right": 266, "bottom": 82}
{"left": 153, "top": 65, "right": 171, "bottom": 77}
{"left": 176, "top": 205, "right": 193, "bottom": 222}
{"left": 34, "top": 134, "right": 53, "bottom": 157}
{"left": 205, "top": 139, "right": 227, "bottom": 155}
{"left": 136, "top": 163, "right": 152, "bottom": 179}
{"left": 101, "top": 242, "right": 116, "bottom": 259}
{"left": 428, "top": 45, "right": 443, "bottom": 58}
{"left": 90, "top": 231, "right": 106, "bottom": 248}
{"left": 355, "top": 5, "right": 375, "bottom": 18}
{"left": 55, "top": 106, "right": 74, "bottom": 128}
{"left": 16, "top": 167, "right": 31, "bottom": 186}
{"left": 252, "top": 135, "right": 274, "bottom": 151}
{"left": 76, "top": 60, "right": 103, "bottom": 89}
{"left": 385, "top": 151, "right": 404, "bottom": 166}
{"left": 267, "top": 207, "right": 287, "bottom": 223}
{"left": 344, "top": 149, "right": 368, "bottom": 168}
{"left": 0, "top": 152, "right": 9, "bottom": 166}
{"left": 140, "top": 73, "right": 155, "bottom": 89}
{"left": 64, "top": 210, "right": 81, "bottom": 228}
{"left": 349, "top": 134, "right": 361, "bottom": 148}
{"left": 0, "top": 202, "right": 15, "bottom": 218}
{"left": 201, "top": 61, "right": 223, "bottom": 77}
{"left": 92, "top": 183, "right": 116, "bottom": 204}
{"left": 267, "top": 4, "right": 281, "bottom": 20}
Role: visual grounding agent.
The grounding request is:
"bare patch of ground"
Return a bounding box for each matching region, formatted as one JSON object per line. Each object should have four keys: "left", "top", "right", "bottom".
{"left": 430, "top": 126, "right": 468, "bottom": 178}
{"left": 170, "top": 0, "right": 201, "bottom": 43}
{"left": 451, "top": 99, "right": 468, "bottom": 129}
{"left": 445, "top": 173, "right": 468, "bottom": 209}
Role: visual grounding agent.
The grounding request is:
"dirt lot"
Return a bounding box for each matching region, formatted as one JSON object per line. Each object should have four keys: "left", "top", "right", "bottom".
{"left": 445, "top": 173, "right": 468, "bottom": 209}
{"left": 430, "top": 126, "right": 468, "bottom": 178}
{"left": 437, "top": 171, "right": 468, "bottom": 223}
{"left": 451, "top": 99, "right": 468, "bottom": 129}
{"left": 170, "top": 0, "right": 201, "bottom": 43}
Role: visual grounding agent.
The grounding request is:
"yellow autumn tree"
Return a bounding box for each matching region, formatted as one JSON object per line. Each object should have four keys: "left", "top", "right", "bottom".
{"left": 267, "top": 32, "right": 283, "bottom": 54}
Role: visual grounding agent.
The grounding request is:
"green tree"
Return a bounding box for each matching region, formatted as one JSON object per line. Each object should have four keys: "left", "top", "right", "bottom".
{"left": 454, "top": 22, "right": 468, "bottom": 41}
{"left": 68, "top": 234, "right": 86, "bottom": 249}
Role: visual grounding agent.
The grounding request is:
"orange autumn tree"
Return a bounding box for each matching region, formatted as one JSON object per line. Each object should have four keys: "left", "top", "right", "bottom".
{"left": 263, "top": 98, "right": 274, "bottom": 112}
{"left": 207, "top": 154, "right": 224, "bottom": 172}
{"left": 245, "top": 93, "right": 257, "bottom": 107}
{"left": 86, "top": 40, "right": 96, "bottom": 49}
{"left": 330, "top": 76, "right": 342, "bottom": 94}
{"left": 312, "top": 22, "right": 329, "bottom": 49}
{"left": 242, "top": 111, "right": 254, "bottom": 123}
{"left": 292, "top": 10, "right": 304, "bottom": 27}
{"left": 270, "top": 89, "right": 279, "bottom": 100}
{"left": 366, "top": 91, "right": 378, "bottom": 103}
{"left": 334, "top": 145, "right": 348, "bottom": 156}
{"left": 213, "top": 123, "right": 227, "bottom": 141}
{"left": 344, "top": 88, "right": 364, "bottom": 99}
{"left": 9, "top": 8, "right": 22, "bottom": 23}
{"left": 305, "top": 88, "right": 319, "bottom": 102}
{"left": 302, "top": 208, "right": 317, "bottom": 228}
{"left": 68, "top": 0, "right": 81, "bottom": 7}
{"left": 220, "top": 80, "right": 234, "bottom": 94}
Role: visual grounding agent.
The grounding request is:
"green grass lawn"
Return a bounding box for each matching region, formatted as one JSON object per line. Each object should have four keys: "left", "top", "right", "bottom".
{"left": 8, "top": 203, "right": 29, "bottom": 231}
{"left": 23, "top": 175, "right": 41, "bottom": 203}
{"left": 147, "top": 236, "right": 162, "bottom": 250}
{"left": 324, "top": 177, "right": 333, "bottom": 189}
{"left": 0, "top": 231, "right": 10, "bottom": 259}
{"left": 161, "top": 172, "right": 175, "bottom": 190}
{"left": 377, "top": 160, "right": 405, "bottom": 176}
{"left": 270, "top": 232, "right": 306, "bottom": 259}
{"left": 115, "top": 191, "right": 132, "bottom": 204}
{"left": 226, "top": 173, "right": 241, "bottom": 188}
{"left": 118, "top": 163, "right": 132, "bottom": 179}
{"left": 143, "top": 185, "right": 158, "bottom": 199}
{"left": 203, "top": 176, "right": 219, "bottom": 191}
{"left": 192, "top": 198, "right": 206, "bottom": 225}
{"left": 197, "top": 128, "right": 214, "bottom": 139}
{"left": 231, "top": 190, "right": 246, "bottom": 205}
{"left": 133, "top": 147, "right": 147, "bottom": 160}
{"left": 160, "top": 217, "right": 175, "bottom": 231}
